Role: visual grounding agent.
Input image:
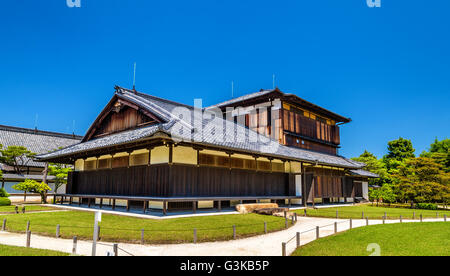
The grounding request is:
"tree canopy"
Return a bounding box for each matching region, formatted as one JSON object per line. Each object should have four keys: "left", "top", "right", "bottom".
{"left": 0, "top": 145, "right": 36, "bottom": 175}
{"left": 12, "top": 179, "right": 51, "bottom": 203}
{"left": 383, "top": 137, "right": 415, "bottom": 163}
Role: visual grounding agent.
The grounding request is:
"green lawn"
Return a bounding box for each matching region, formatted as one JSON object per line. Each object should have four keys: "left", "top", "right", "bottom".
{"left": 0, "top": 244, "right": 70, "bottom": 256}
{"left": 295, "top": 205, "right": 450, "bottom": 220}
{"left": 0, "top": 210, "right": 291, "bottom": 244}
{"left": 291, "top": 222, "right": 450, "bottom": 256}
{"left": 0, "top": 205, "right": 56, "bottom": 213}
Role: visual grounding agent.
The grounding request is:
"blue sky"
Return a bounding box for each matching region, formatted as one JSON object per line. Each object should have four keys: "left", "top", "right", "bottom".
{"left": 0, "top": 0, "right": 448, "bottom": 158}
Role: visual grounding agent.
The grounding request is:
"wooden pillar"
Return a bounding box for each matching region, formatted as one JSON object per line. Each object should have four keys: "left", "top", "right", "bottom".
{"left": 147, "top": 148, "right": 152, "bottom": 166}
{"left": 163, "top": 201, "right": 167, "bottom": 216}
{"left": 168, "top": 144, "right": 173, "bottom": 165}
{"left": 126, "top": 200, "right": 130, "bottom": 212}
{"left": 78, "top": 197, "right": 82, "bottom": 206}
{"left": 218, "top": 201, "right": 221, "bottom": 212}
{"left": 143, "top": 201, "right": 147, "bottom": 214}
{"left": 99, "top": 198, "right": 103, "bottom": 209}
{"left": 127, "top": 152, "right": 132, "bottom": 168}
{"left": 193, "top": 201, "right": 197, "bottom": 214}
{"left": 112, "top": 199, "right": 116, "bottom": 210}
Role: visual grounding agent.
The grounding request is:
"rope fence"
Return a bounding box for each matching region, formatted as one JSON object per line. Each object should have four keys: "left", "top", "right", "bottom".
{"left": 0, "top": 214, "right": 299, "bottom": 248}
{"left": 281, "top": 214, "right": 448, "bottom": 256}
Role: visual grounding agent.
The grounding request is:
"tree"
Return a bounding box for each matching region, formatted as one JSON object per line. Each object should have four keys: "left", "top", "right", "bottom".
{"left": 383, "top": 138, "right": 415, "bottom": 170}
{"left": 12, "top": 179, "right": 51, "bottom": 204}
{"left": 0, "top": 146, "right": 36, "bottom": 175}
{"left": 420, "top": 138, "right": 450, "bottom": 172}
{"left": 394, "top": 157, "right": 450, "bottom": 205}
{"left": 352, "top": 150, "right": 387, "bottom": 186}
{"left": 379, "top": 183, "right": 397, "bottom": 204}
{"left": 49, "top": 163, "right": 72, "bottom": 194}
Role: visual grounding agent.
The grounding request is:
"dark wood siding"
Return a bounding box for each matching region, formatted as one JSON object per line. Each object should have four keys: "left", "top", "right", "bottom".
{"left": 70, "top": 164, "right": 291, "bottom": 197}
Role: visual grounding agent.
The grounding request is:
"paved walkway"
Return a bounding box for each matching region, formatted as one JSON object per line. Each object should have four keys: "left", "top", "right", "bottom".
{"left": 0, "top": 217, "right": 446, "bottom": 256}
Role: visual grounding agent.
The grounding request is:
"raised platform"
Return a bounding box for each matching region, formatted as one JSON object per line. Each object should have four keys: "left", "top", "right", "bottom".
{"left": 53, "top": 194, "right": 302, "bottom": 216}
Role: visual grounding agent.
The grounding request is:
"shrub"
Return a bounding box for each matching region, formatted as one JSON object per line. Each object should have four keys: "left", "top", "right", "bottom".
{"left": 0, "top": 188, "right": 9, "bottom": 198}
{"left": 0, "top": 197, "right": 11, "bottom": 206}
{"left": 416, "top": 203, "right": 438, "bottom": 210}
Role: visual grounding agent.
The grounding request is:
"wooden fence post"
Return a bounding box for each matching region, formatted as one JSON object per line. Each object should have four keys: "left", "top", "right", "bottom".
{"left": 366, "top": 217, "right": 369, "bottom": 226}
{"left": 304, "top": 209, "right": 307, "bottom": 217}
{"left": 2, "top": 219, "right": 6, "bottom": 231}
{"left": 56, "top": 224, "right": 60, "bottom": 238}
{"left": 444, "top": 214, "right": 447, "bottom": 222}
{"left": 264, "top": 222, "right": 267, "bottom": 234}
{"left": 72, "top": 236, "right": 77, "bottom": 255}
{"left": 350, "top": 219, "right": 353, "bottom": 229}
{"left": 282, "top": 242, "right": 286, "bottom": 256}
{"left": 420, "top": 214, "right": 423, "bottom": 222}
{"left": 233, "top": 225, "right": 236, "bottom": 239}
{"left": 400, "top": 215, "right": 402, "bottom": 223}
{"left": 316, "top": 226, "right": 320, "bottom": 239}
{"left": 193, "top": 228, "right": 197, "bottom": 244}
{"left": 22, "top": 206, "right": 26, "bottom": 214}
{"left": 141, "top": 229, "right": 145, "bottom": 245}
{"left": 294, "top": 213, "right": 298, "bottom": 222}
{"left": 291, "top": 215, "right": 295, "bottom": 225}
{"left": 285, "top": 218, "right": 288, "bottom": 229}
{"left": 113, "top": 244, "right": 118, "bottom": 256}
{"left": 26, "top": 231, "right": 31, "bottom": 248}
{"left": 334, "top": 222, "right": 337, "bottom": 234}
{"left": 26, "top": 221, "right": 30, "bottom": 232}
{"left": 296, "top": 232, "right": 300, "bottom": 247}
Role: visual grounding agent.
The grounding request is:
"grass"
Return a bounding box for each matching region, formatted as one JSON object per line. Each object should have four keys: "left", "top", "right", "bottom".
{"left": 0, "top": 205, "right": 56, "bottom": 213}
{"left": 0, "top": 210, "right": 291, "bottom": 244}
{"left": 291, "top": 222, "right": 450, "bottom": 256}
{"left": 0, "top": 244, "right": 70, "bottom": 256}
{"left": 295, "top": 204, "right": 450, "bottom": 220}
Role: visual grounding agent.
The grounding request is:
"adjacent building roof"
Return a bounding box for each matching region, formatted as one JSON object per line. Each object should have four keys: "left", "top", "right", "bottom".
{"left": 350, "top": 169, "right": 379, "bottom": 178}
{"left": 36, "top": 87, "right": 365, "bottom": 170}
{"left": 208, "top": 88, "right": 351, "bottom": 123}
{"left": 0, "top": 125, "right": 82, "bottom": 168}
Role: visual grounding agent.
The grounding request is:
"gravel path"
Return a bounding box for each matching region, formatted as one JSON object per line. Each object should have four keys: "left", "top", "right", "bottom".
{"left": 0, "top": 217, "right": 446, "bottom": 256}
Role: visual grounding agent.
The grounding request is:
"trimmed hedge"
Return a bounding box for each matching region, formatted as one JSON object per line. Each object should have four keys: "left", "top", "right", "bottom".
{"left": 416, "top": 203, "right": 438, "bottom": 210}
{"left": 0, "top": 188, "right": 9, "bottom": 198}
{"left": 0, "top": 197, "right": 11, "bottom": 206}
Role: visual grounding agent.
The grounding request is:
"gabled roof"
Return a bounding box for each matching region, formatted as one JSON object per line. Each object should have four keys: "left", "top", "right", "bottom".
{"left": 208, "top": 88, "right": 351, "bottom": 123}
{"left": 36, "top": 87, "right": 363, "bottom": 169}
{"left": 0, "top": 125, "right": 82, "bottom": 168}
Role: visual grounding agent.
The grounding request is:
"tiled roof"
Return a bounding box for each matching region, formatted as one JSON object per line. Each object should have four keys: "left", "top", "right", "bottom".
{"left": 36, "top": 87, "right": 364, "bottom": 169}
{"left": 350, "top": 169, "right": 379, "bottom": 178}
{"left": 0, "top": 125, "right": 81, "bottom": 168}
{"left": 207, "top": 89, "right": 275, "bottom": 109}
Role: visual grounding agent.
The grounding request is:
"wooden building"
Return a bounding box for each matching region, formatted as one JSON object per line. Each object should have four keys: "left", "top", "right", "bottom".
{"left": 0, "top": 125, "right": 82, "bottom": 193}
{"left": 36, "top": 86, "right": 377, "bottom": 213}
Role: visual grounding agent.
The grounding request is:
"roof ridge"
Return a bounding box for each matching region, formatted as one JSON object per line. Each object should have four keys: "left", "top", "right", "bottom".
{"left": 0, "top": 124, "right": 82, "bottom": 140}
{"left": 117, "top": 86, "right": 194, "bottom": 109}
